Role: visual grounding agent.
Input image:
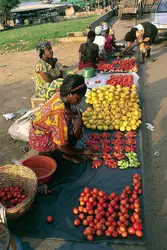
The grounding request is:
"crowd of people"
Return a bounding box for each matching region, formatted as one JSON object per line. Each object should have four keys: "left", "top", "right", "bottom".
{"left": 30, "top": 21, "right": 158, "bottom": 163}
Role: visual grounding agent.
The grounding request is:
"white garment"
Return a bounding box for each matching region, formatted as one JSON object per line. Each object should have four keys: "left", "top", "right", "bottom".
{"left": 134, "top": 24, "right": 144, "bottom": 31}
{"left": 93, "top": 35, "right": 106, "bottom": 55}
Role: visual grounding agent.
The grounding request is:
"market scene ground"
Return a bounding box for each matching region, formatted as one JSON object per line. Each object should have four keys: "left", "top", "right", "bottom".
{"left": 0, "top": 15, "right": 167, "bottom": 250}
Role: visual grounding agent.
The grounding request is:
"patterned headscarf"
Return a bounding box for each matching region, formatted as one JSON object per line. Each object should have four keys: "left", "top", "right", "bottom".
{"left": 36, "top": 41, "right": 51, "bottom": 57}
{"left": 95, "top": 25, "right": 103, "bottom": 35}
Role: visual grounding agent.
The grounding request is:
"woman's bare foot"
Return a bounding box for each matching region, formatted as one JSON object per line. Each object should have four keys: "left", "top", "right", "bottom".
{"left": 63, "top": 154, "right": 85, "bottom": 164}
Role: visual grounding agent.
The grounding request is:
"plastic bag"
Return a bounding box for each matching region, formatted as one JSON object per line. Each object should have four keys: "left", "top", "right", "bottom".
{"left": 8, "top": 107, "right": 40, "bottom": 142}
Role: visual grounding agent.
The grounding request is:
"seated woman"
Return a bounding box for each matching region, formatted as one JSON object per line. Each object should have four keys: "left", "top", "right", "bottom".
{"left": 34, "top": 41, "right": 66, "bottom": 100}
{"left": 102, "top": 25, "right": 118, "bottom": 53}
{"left": 124, "top": 22, "right": 158, "bottom": 63}
{"left": 29, "top": 74, "right": 95, "bottom": 163}
{"left": 93, "top": 25, "right": 106, "bottom": 59}
{"left": 78, "top": 31, "right": 99, "bottom": 70}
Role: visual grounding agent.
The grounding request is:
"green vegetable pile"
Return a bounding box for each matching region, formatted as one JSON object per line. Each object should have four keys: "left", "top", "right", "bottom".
{"left": 118, "top": 152, "right": 140, "bottom": 169}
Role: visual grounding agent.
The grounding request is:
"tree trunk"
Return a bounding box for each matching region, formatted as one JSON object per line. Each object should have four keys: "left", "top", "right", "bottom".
{"left": 4, "top": 12, "right": 8, "bottom": 26}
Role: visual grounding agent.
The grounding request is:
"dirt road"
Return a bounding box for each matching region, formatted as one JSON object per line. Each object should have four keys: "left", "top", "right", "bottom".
{"left": 0, "top": 42, "right": 80, "bottom": 164}
{"left": 0, "top": 15, "right": 167, "bottom": 250}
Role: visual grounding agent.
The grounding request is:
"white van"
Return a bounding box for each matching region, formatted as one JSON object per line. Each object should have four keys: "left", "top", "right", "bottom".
{"left": 151, "top": 0, "right": 167, "bottom": 37}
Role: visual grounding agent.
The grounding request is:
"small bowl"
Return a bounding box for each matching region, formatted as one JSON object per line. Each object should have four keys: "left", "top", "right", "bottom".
{"left": 22, "top": 156, "right": 57, "bottom": 184}
{"left": 82, "top": 68, "right": 95, "bottom": 78}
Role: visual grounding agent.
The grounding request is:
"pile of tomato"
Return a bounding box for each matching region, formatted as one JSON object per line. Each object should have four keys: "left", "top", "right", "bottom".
{"left": 0, "top": 186, "right": 28, "bottom": 209}
{"left": 85, "top": 131, "right": 137, "bottom": 169}
{"left": 73, "top": 173, "right": 143, "bottom": 241}
{"left": 98, "top": 59, "right": 138, "bottom": 73}
{"left": 106, "top": 75, "right": 133, "bottom": 88}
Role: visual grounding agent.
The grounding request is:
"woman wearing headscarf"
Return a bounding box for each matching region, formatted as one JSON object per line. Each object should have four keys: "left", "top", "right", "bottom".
{"left": 93, "top": 25, "right": 106, "bottom": 59}
{"left": 34, "top": 41, "right": 67, "bottom": 100}
{"left": 124, "top": 22, "right": 158, "bottom": 63}
{"left": 29, "top": 74, "right": 95, "bottom": 163}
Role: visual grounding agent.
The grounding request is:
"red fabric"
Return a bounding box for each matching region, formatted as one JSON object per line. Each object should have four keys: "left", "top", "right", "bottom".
{"left": 78, "top": 61, "right": 95, "bottom": 70}
{"left": 105, "top": 35, "right": 113, "bottom": 52}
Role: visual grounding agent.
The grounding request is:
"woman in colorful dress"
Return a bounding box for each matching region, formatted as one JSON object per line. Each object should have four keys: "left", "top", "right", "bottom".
{"left": 29, "top": 74, "right": 95, "bottom": 163}
{"left": 34, "top": 41, "right": 66, "bottom": 100}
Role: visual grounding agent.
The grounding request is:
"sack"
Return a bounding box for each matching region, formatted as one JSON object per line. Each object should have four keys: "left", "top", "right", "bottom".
{"left": 8, "top": 107, "right": 40, "bottom": 142}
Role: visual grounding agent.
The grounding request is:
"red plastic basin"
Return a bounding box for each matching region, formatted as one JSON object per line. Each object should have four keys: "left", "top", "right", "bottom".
{"left": 22, "top": 156, "right": 57, "bottom": 184}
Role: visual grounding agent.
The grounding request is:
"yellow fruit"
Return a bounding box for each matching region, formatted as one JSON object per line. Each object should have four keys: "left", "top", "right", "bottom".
{"left": 105, "top": 120, "right": 112, "bottom": 126}
{"left": 130, "top": 120, "right": 136, "bottom": 125}
{"left": 106, "top": 116, "right": 110, "bottom": 120}
{"left": 115, "top": 114, "right": 121, "bottom": 119}
{"left": 82, "top": 117, "right": 88, "bottom": 121}
{"left": 115, "top": 119, "right": 120, "bottom": 125}
{"left": 120, "top": 126, "right": 126, "bottom": 132}
{"left": 109, "top": 125, "right": 114, "bottom": 130}
{"left": 126, "top": 126, "right": 132, "bottom": 131}
{"left": 92, "top": 88, "right": 96, "bottom": 92}
{"left": 98, "top": 93, "right": 103, "bottom": 98}
{"left": 111, "top": 104, "right": 116, "bottom": 110}
{"left": 98, "top": 120, "right": 103, "bottom": 125}
{"left": 97, "top": 125, "right": 103, "bottom": 130}
{"left": 123, "top": 121, "right": 128, "bottom": 127}
{"left": 114, "top": 125, "right": 120, "bottom": 130}
{"left": 132, "top": 124, "right": 137, "bottom": 130}
{"left": 92, "top": 93, "right": 96, "bottom": 97}
{"left": 122, "top": 116, "right": 127, "bottom": 121}
{"left": 87, "top": 107, "right": 92, "bottom": 112}
{"left": 103, "top": 125, "right": 108, "bottom": 131}
{"left": 86, "top": 124, "right": 91, "bottom": 129}
{"left": 127, "top": 112, "right": 131, "bottom": 118}
{"left": 89, "top": 120, "right": 94, "bottom": 125}
{"left": 91, "top": 125, "right": 96, "bottom": 130}
{"left": 134, "top": 111, "right": 139, "bottom": 116}
{"left": 91, "top": 115, "right": 97, "bottom": 120}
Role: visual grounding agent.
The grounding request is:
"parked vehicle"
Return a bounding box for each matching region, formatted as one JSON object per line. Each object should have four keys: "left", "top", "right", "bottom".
{"left": 151, "top": 0, "right": 167, "bottom": 37}
{"left": 118, "top": 0, "right": 142, "bottom": 19}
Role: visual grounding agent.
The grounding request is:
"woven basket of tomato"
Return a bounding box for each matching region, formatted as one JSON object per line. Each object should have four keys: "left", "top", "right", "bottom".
{"left": 0, "top": 164, "right": 38, "bottom": 220}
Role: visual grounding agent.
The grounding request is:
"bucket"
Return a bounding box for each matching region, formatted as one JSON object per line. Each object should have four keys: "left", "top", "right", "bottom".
{"left": 22, "top": 156, "right": 57, "bottom": 184}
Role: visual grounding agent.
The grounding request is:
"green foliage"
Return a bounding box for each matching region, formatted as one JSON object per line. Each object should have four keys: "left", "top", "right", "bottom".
{"left": 0, "top": 15, "right": 100, "bottom": 51}
{"left": 0, "top": 0, "right": 20, "bottom": 13}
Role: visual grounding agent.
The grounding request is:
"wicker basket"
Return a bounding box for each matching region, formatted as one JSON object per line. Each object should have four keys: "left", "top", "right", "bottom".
{"left": 0, "top": 164, "right": 38, "bottom": 220}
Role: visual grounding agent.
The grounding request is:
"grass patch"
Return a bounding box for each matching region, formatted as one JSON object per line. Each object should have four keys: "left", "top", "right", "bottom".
{"left": 0, "top": 15, "right": 100, "bottom": 52}
{"left": 20, "top": 0, "right": 40, "bottom": 2}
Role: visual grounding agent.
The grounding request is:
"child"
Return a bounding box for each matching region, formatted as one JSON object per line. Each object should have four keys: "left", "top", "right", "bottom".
{"left": 78, "top": 31, "right": 99, "bottom": 70}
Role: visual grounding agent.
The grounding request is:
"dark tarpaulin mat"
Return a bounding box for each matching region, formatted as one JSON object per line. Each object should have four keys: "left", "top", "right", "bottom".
{"left": 59, "top": 242, "right": 113, "bottom": 250}
{"left": 8, "top": 129, "right": 146, "bottom": 245}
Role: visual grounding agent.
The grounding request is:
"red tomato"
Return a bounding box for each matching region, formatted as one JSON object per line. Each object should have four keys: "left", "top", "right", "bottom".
{"left": 46, "top": 216, "right": 53, "bottom": 223}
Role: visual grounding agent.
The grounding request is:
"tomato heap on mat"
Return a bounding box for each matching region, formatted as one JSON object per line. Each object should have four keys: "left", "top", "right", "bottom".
{"left": 106, "top": 74, "right": 133, "bottom": 88}
{"left": 97, "top": 58, "right": 138, "bottom": 73}
{"left": 73, "top": 174, "right": 143, "bottom": 241}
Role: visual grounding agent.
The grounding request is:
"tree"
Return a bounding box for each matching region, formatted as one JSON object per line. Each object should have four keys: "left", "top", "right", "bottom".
{"left": 0, "top": 0, "right": 20, "bottom": 26}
